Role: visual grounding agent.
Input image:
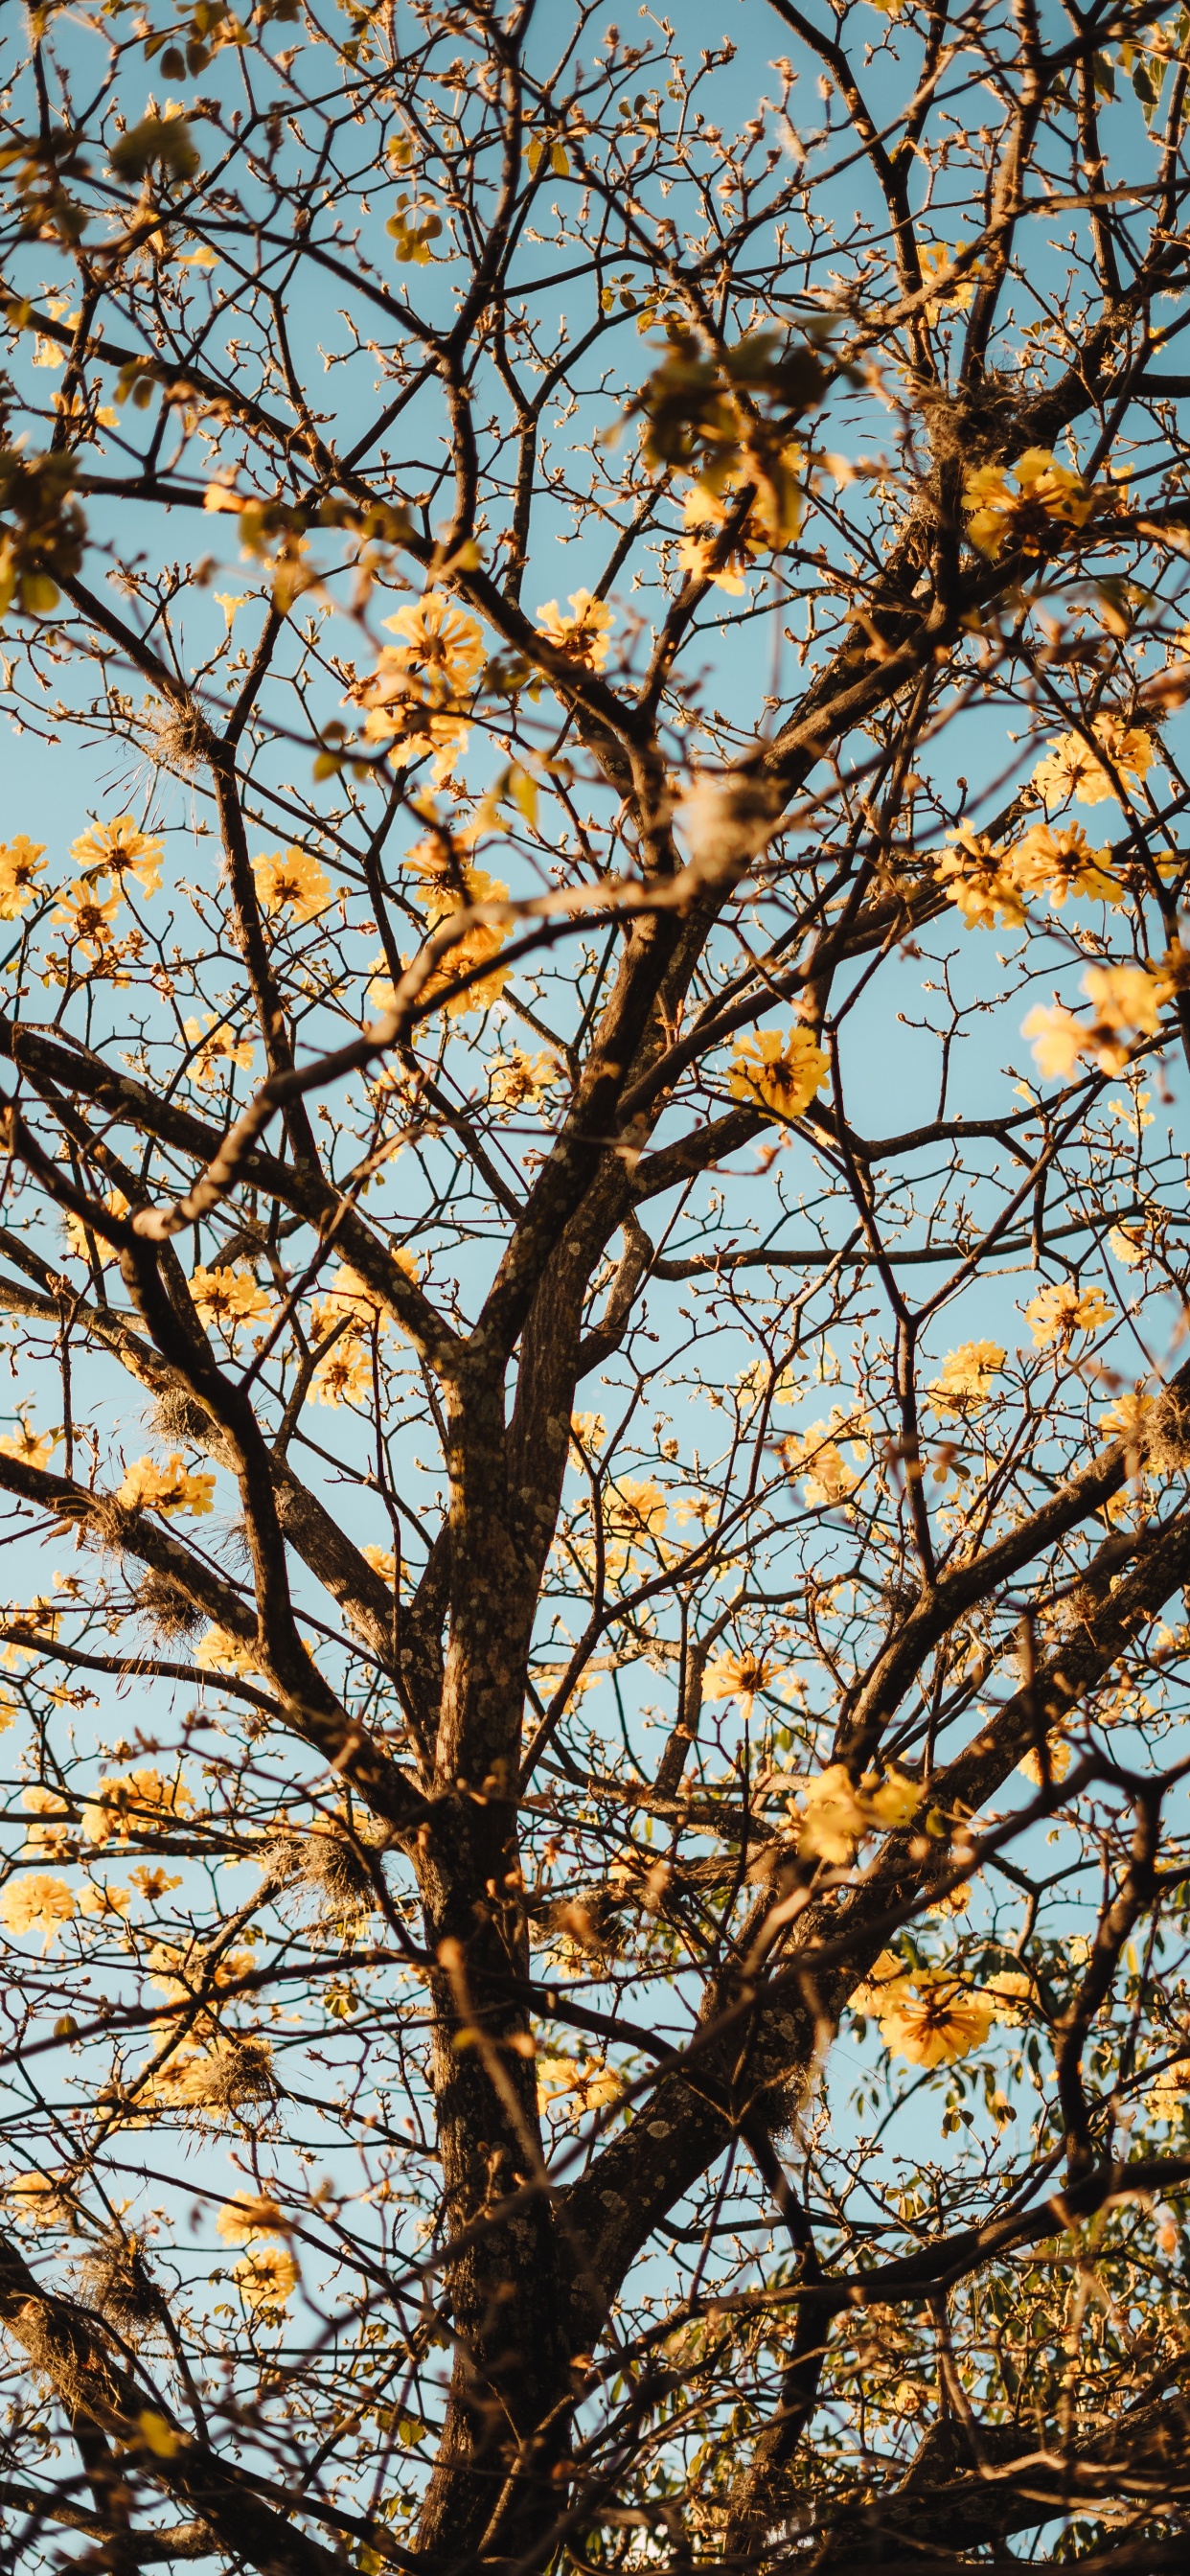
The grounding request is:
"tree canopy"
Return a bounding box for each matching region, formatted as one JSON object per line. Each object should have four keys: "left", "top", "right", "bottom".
{"left": 3, "top": 0, "right": 1190, "bottom": 2568}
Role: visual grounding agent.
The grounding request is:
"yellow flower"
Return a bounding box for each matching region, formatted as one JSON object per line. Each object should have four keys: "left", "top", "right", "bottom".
{"left": 861, "top": 1769, "right": 922, "bottom": 1828}
{"left": 1008, "top": 821, "right": 1123, "bottom": 909}
{"left": 675, "top": 452, "right": 805, "bottom": 590}
{"left": 1082, "top": 962, "right": 1164, "bottom": 1044}
{"left": 195, "top": 1624, "right": 260, "bottom": 1678}
{"left": 852, "top": 1949, "right": 914, "bottom": 2013}
{"left": 536, "top": 587, "right": 615, "bottom": 670}
{"left": 182, "top": 1016, "right": 256, "bottom": 1089}
{"left": 0, "top": 1418, "right": 57, "bottom": 1470}
{"left": 934, "top": 824, "right": 1026, "bottom": 932}
{"left": 380, "top": 592, "right": 484, "bottom": 690}
{"left": 216, "top": 2194, "right": 287, "bottom": 2244}
{"left": 0, "top": 834, "right": 47, "bottom": 918}
{"left": 537, "top": 2054, "right": 620, "bottom": 2111}
{"left": 82, "top": 1769, "right": 194, "bottom": 1849}
{"left": 1100, "top": 1384, "right": 1156, "bottom": 1445}
{"left": 965, "top": 447, "right": 1094, "bottom": 560}
{"left": 70, "top": 815, "right": 163, "bottom": 897}
{"left": 252, "top": 846, "right": 331, "bottom": 923}
{"left": 603, "top": 1477, "right": 667, "bottom": 1570}
{"left": 986, "top": 1970, "right": 1033, "bottom": 2027}
{"left": 0, "top": 1874, "right": 77, "bottom": 1948}
{"left": 1024, "top": 1280, "right": 1113, "bottom": 1348}
{"left": 78, "top": 1879, "right": 132, "bottom": 1920}
{"left": 877, "top": 1974, "right": 993, "bottom": 2067}
{"left": 727, "top": 1025, "right": 828, "bottom": 1122}
{"left": 1032, "top": 715, "right": 1154, "bottom": 809}
{"left": 116, "top": 1454, "right": 216, "bottom": 1517}
{"left": 20, "top": 1785, "right": 73, "bottom": 1857}
{"left": 1021, "top": 1003, "right": 1087, "bottom": 1083}
{"left": 780, "top": 1411, "right": 866, "bottom": 1506}
{"left": 490, "top": 1048, "right": 561, "bottom": 1108}
{"left": 927, "top": 1341, "right": 1005, "bottom": 1419}
{"left": 191, "top": 1265, "right": 271, "bottom": 1333}
{"left": 1147, "top": 2055, "right": 1190, "bottom": 2122}
{"left": 794, "top": 1763, "right": 868, "bottom": 1862}
{"left": 1018, "top": 1734, "right": 1072, "bottom": 1785}
{"left": 703, "top": 1650, "right": 774, "bottom": 1713}
{"left": 362, "top": 1543, "right": 396, "bottom": 1581}
{"left": 52, "top": 879, "right": 123, "bottom": 953}
{"left": 61, "top": 1186, "right": 129, "bottom": 1269}
{"left": 7, "top": 2171, "right": 71, "bottom": 2224}
{"left": 234, "top": 2242, "right": 298, "bottom": 2312}
{"left": 920, "top": 241, "right": 977, "bottom": 322}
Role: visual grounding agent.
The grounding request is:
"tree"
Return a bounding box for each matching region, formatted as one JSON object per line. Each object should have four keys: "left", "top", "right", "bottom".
{"left": 3, "top": 0, "right": 1190, "bottom": 2566}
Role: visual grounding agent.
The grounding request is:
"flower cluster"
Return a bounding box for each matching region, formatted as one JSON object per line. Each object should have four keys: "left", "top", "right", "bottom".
{"left": 792, "top": 1765, "right": 921, "bottom": 1864}
{"left": 191, "top": 1264, "right": 271, "bottom": 1335}
{"left": 1023, "top": 958, "right": 1173, "bottom": 1082}
{"left": 1023, "top": 1280, "right": 1113, "bottom": 1347}
{"left": 347, "top": 592, "right": 484, "bottom": 783}
{"left": 675, "top": 450, "right": 804, "bottom": 593}
{"left": 116, "top": 1454, "right": 216, "bottom": 1516}
{"left": 0, "top": 834, "right": 47, "bottom": 918}
{"left": 964, "top": 447, "right": 1099, "bottom": 560}
{"left": 936, "top": 820, "right": 1124, "bottom": 931}
{"left": 727, "top": 1025, "right": 829, "bottom": 1122}
{"left": 252, "top": 846, "right": 331, "bottom": 923}
{"left": 182, "top": 1016, "right": 256, "bottom": 1089}
{"left": 780, "top": 1408, "right": 868, "bottom": 1507}
{"left": 927, "top": 1340, "right": 1005, "bottom": 1418}
{"left": 1032, "top": 715, "right": 1154, "bottom": 808}
{"left": 535, "top": 588, "right": 615, "bottom": 669}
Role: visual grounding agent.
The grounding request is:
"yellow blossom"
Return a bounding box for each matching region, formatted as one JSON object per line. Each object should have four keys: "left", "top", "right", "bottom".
{"left": 987, "top": 1969, "right": 1033, "bottom": 2026}
{"left": 536, "top": 588, "right": 615, "bottom": 670}
{"left": 490, "top": 1048, "right": 561, "bottom": 1108}
{"left": 877, "top": 1974, "right": 993, "bottom": 2067}
{"left": 703, "top": 1650, "right": 775, "bottom": 1713}
{"left": 62, "top": 1186, "right": 129, "bottom": 1269}
{"left": 1018, "top": 1734, "right": 1072, "bottom": 1785}
{"left": 1100, "top": 1384, "right": 1156, "bottom": 1449}
{"left": 0, "top": 835, "right": 47, "bottom": 918}
{"left": 920, "top": 241, "right": 977, "bottom": 322}
{"left": 934, "top": 825, "right": 1025, "bottom": 931}
{"left": 0, "top": 1419, "right": 57, "bottom": 1471}
{"left": 1082, "top": 962, "right": 1164, "bottom": 1046}
{"left": 780, "top": 1410, "right": 866, "bottom": 1507}
{"left": 82, "top": 1769, "right": 195, "bottom": 1849}
{"left": 70, "top": 815, "right": 163, "bottom": 897}
{"left": 195, "top": 1624, "right": 260, "bottom": 1678}
{"left": 852, "top": 1949, "right": 914, "bottom": 2013}
{"left": 965, "top": 447, "right": 1095, "bottom": 560}
{"left": 217, "top": 2195, "right": 287, "bottom": 2244}
{"left": 362, "top": 1544, "right": 396, "bottom": 1581}
{"left": 927, "top": 1341, "right": 1005, "bottom": 1418}
{"left": 0, "top": 1874, "right": 77, "bottom": 1948}
{"left": 116, "top": 1454, "right": 216, "bottom": 1517}
{"left": 380, "top": 592, "right": 485, "bottom": 690}
{"left": 794, "top": 1764, "right": 868, "bottom": 1862}
{"left": 20, "top": 1784, "right": 73, "bottom": 1857}
{"left": 1008, "top": 821, "right": 1123, "bottom": 908}
{"left": 1147, "top": 2055, "right": 1190, "bottom": 2122}
{"left": 727, "top": 1026, "right": 829, "bottom": 1122}
{"left": 191, "top": 1266, "right": 272, "bottom": 1333}
{"left": 675, "top": 453, "right": 805, "bottom": 590}
{"left": 52, "top": 879, "right": 123, "bottom": 954}
{"left": 78, "top": 1879, "right": 132, "bottom": 1920}
{"left": 1021, "top": 1003, "right": 1087, "bottom": 1083}
{"left": 182, "top": 1017, "right": 255, "bottom": 1089}
{"left": 234, "top": 2242, "right": 298, "bottom": 2311}
{"left": 604, "top": 1477, "right": 667, "bottom": 1570}
{"left": 537, "top": 2054, "right": 620, "bottom": 2111}
{"left": 252, "top": 846, "right": 331, "bottom": 923}
{"left": 7, "top": 2171, "right": 71, "bottom": 2223}
{"left": 1032, "top": 715, "right": 1154, "bottom": 808}
{"left": 1024, "top": 1280, "right": 1113, "bottom": 1347}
